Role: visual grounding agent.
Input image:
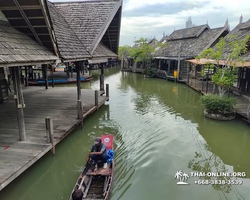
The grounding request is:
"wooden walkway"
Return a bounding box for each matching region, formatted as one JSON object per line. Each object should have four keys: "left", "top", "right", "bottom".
{"left": 0, "top": 87, "right": 108, "bottom": 191}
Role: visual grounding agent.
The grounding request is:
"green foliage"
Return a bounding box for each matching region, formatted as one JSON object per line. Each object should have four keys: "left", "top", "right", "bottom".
{"left": 201, "top": 94, "right": 237, "bottom": 115}
{"left": 142, "top": 67, "right": 157, "bottom": 77}
{"left": 118, "top": 45, "right": 132, "bottom": 60}
{"left": 130, "top": 37, "right": 168, "bottom": 67}
{"left": 211, "top": 68, "right": 237, "bottom": 89}
{"left": 201, "top": 69, "right": 205, "bottom": 77}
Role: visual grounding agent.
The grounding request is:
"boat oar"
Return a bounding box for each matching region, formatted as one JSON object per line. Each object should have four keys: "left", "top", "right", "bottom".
{"left": 78, "top": 175, "right": 86, "bottom": 190}
{"left": 77, "top": 161, "right": 91, "bottom": 190}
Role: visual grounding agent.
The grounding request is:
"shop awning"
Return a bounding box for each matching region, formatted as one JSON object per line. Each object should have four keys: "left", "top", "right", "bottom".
{"left": 186, "top": 58, "right": 250, "bottom": 67}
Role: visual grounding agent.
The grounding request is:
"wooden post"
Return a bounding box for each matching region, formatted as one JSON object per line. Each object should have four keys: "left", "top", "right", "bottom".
{"left": 12, "top": 67, "right": 26, "bottom": 141}
{"left": 25, "top": 77, "right": 29, "bottom": 87}
{"left": 81, "top": 62, "right": 85, "bottom": 75}
{"left": 206, "top": 73, "right": 209, "bottom": 94}
{"left": 66, "top": 62, "right": 70, "bottom": 78}
{"left": 187, "top": 63, "right": 190, "bottom": 85}
{"left": 167, "top": 60, "right": 170, "bottom": 75}
{"left": 38, "top": 73, "right": 40, "bottom": 80}
{"left": 177, "top": 43, "right": 181, "bottom": 81}
{"left": 78, "top": 100, "right": 83, "bottom": 128}
{"left": 106, "top": 84, "right": 109, "bottom": 99}
{"left": 25, "top": 66, "right": 28, "bottom": 82}
{"left": 95, "top": 90, "right": 98, "bottom": 107}
{"left": 71, "top": 64, "right": 73, "bottom": 78}
{"left": 121, "top": 55, "right": 124, "bottom": 70}
{"left": 201, "top": 66, "right": 204, "bottom": 92}
{"left": 52, "top": 78, "right": 55, "bottom": 87}
{"left": 100, "top": 64, "right": 104, "bottom": 91}
{"left": 34, "top": 73, "right": 37, "bottom": 81}
{"left": 42, "top": 64, "right": 48, "bottom": 89}
{"left": 45, "top": 117, "right": 55, "bottom": 155}
{"left": 76, "top": 62, "right": 81, "bottom": 118}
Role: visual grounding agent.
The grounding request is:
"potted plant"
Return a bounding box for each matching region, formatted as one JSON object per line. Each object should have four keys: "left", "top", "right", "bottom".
{"left": 201, "top": 94, "right": 237, "bottom": 120}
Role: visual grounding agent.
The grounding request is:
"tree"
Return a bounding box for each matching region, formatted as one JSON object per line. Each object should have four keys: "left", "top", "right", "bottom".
{"left": 196, "top": 35, "right": 250, "bottom": 97}
{"left": 129, "top": 37, "right": 168, "bottom": 77}
{"left": 118, "top": 45, "right": 132, "bottom": 60}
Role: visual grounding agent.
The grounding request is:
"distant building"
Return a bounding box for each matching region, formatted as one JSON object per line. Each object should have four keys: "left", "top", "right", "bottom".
{"left": 186, "top": 17, "right": 196, "bottom": 28}
{"left": 186, "top": 17, "right": 192, "bottom": 28}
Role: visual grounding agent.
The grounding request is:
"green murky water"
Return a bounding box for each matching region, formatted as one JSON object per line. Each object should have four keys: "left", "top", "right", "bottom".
{"left": 1, "top": 67, "right": 250, "bottom": 200}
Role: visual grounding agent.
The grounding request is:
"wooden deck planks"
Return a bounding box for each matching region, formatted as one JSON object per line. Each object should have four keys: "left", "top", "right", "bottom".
{"left": 0, "top": 87, "right": 108, "bottom": 191}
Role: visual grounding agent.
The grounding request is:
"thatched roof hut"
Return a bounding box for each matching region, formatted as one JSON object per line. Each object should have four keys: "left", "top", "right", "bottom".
{"left": 155, "top": 24, "right": 229, "bottom": 60}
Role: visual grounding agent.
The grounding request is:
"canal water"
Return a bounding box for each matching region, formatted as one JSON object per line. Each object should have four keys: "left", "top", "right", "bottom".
{"left": 1, "top": 67, "right": 250, "bottom": 200}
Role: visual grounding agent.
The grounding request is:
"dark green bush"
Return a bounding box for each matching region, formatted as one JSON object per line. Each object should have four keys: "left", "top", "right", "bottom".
{"left": 142, "top": 67, "right": 157, "bottom": 77}
{"left": 201, "top": 95, "right": 237, "bottom": 116}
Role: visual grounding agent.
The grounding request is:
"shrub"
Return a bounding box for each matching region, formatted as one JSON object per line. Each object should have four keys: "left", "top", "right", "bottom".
{"left": 201, "top": 95, "right": 237, "bottom": 116}
{"left": 142, "top": 67, "right": 157, "bottom": 77}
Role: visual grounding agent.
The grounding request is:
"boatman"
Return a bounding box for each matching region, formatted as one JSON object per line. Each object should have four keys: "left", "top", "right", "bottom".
{"left": 86, "top": 137, "right": 109, "bottom": 169}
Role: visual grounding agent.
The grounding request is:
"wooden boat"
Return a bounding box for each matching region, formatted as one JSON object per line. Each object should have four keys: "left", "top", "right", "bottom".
{"left": 28, "top": 77, "right": 93, "bottom": 86}
{"left": 69, "top": 135, "right": 114, "bottom": 200}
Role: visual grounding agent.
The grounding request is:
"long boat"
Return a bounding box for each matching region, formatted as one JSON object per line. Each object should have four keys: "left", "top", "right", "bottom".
{"left": 28, "top": 77, "right": 94, "bottom": 86}
{"left": 69, "top": 135, "right": 114, "bottom": 200}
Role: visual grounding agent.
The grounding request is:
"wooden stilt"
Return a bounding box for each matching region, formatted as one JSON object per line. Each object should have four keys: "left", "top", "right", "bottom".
{"left": 100, "top": 64, "right": 104, "bottom": 91}
{"left": 45, "top": 117, "right": 55, "bottom": 155}
{"left": 52, "top": 78, "right": 55, "bottom": 87}
{"left": 177, "top": 43, "right": 181, "bottom": 81}
{"left": 42, "top": 64, "right": 48, "bottom": 89}
{"left": 95, "top": 90, "right": 98, "bottom": 107}
{"left": 66, "top": 62, "right": 70, "bottom": 78}
{"left": 71, "top": 64, "right": 73, "bottom": 78}
{"left": 24, "top": 66, "right": 28, "bottom": 86}
{"left": 106, "top": 84, "right": 109, "bottom": 100}
{"left": 206, "top": 73, "right": 209, "bottom": 94}
{"left": 12, "top": 67, "right": 26, "bottom": 141}
{"left": 78, "top": 100, "right": 83, "bottom": 129}
{"left": 76, "top": 61, "right": 81, "bottom": 118}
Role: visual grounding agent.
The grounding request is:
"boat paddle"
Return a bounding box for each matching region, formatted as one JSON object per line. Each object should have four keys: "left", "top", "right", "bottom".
{"left": 78, "top": 161, "right": 91, "bottom": 190}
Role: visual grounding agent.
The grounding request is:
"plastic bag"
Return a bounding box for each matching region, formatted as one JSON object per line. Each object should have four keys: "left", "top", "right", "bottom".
{"left": 107, "top": 150, "right": 114, "bottom": 164}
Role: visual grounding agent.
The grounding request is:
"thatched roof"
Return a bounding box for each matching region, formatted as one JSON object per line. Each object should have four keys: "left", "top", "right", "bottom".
{"left": 159, "top": 35, "right": 169, "bottom": 43}
{"left": 0, "top": 0, "right": 121, "bottom": 63}
{"left": 92, "top": 43, "right": 117, "bottom": 58}
{"left": 155, "top": 25, "right": 229, "bottom": 59}
{"left": 0, "top": 20, "right": 58, "bottom": 67}
{"left": 148, "top": 38, "right": 158, "bottom": 47}
{"left": 52, "top": 0, "right": 122, "bottom": 55}
{"left": 0, "top": 0, "right": 58, "bottom": 54}
{"left": 221, "top": 19, "right": 250, "bottom": 61}
{"left": 169, "top": 25, "right": 209, "bottom": 40}
{"left": 47, "top": 1, "right": 91, "bottom": 61}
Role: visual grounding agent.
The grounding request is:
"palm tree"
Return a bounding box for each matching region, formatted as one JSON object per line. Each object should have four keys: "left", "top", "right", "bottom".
{"left": 183, "top": 173, "right": 190, "bottom": 182}
{"left": 174, "top": 170, "right": 183, "bottom": 182}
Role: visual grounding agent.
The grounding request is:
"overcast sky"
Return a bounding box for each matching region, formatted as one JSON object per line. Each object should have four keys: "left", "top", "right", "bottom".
{"left": 51, "top": 0, "right": 250, "bottom": 46}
